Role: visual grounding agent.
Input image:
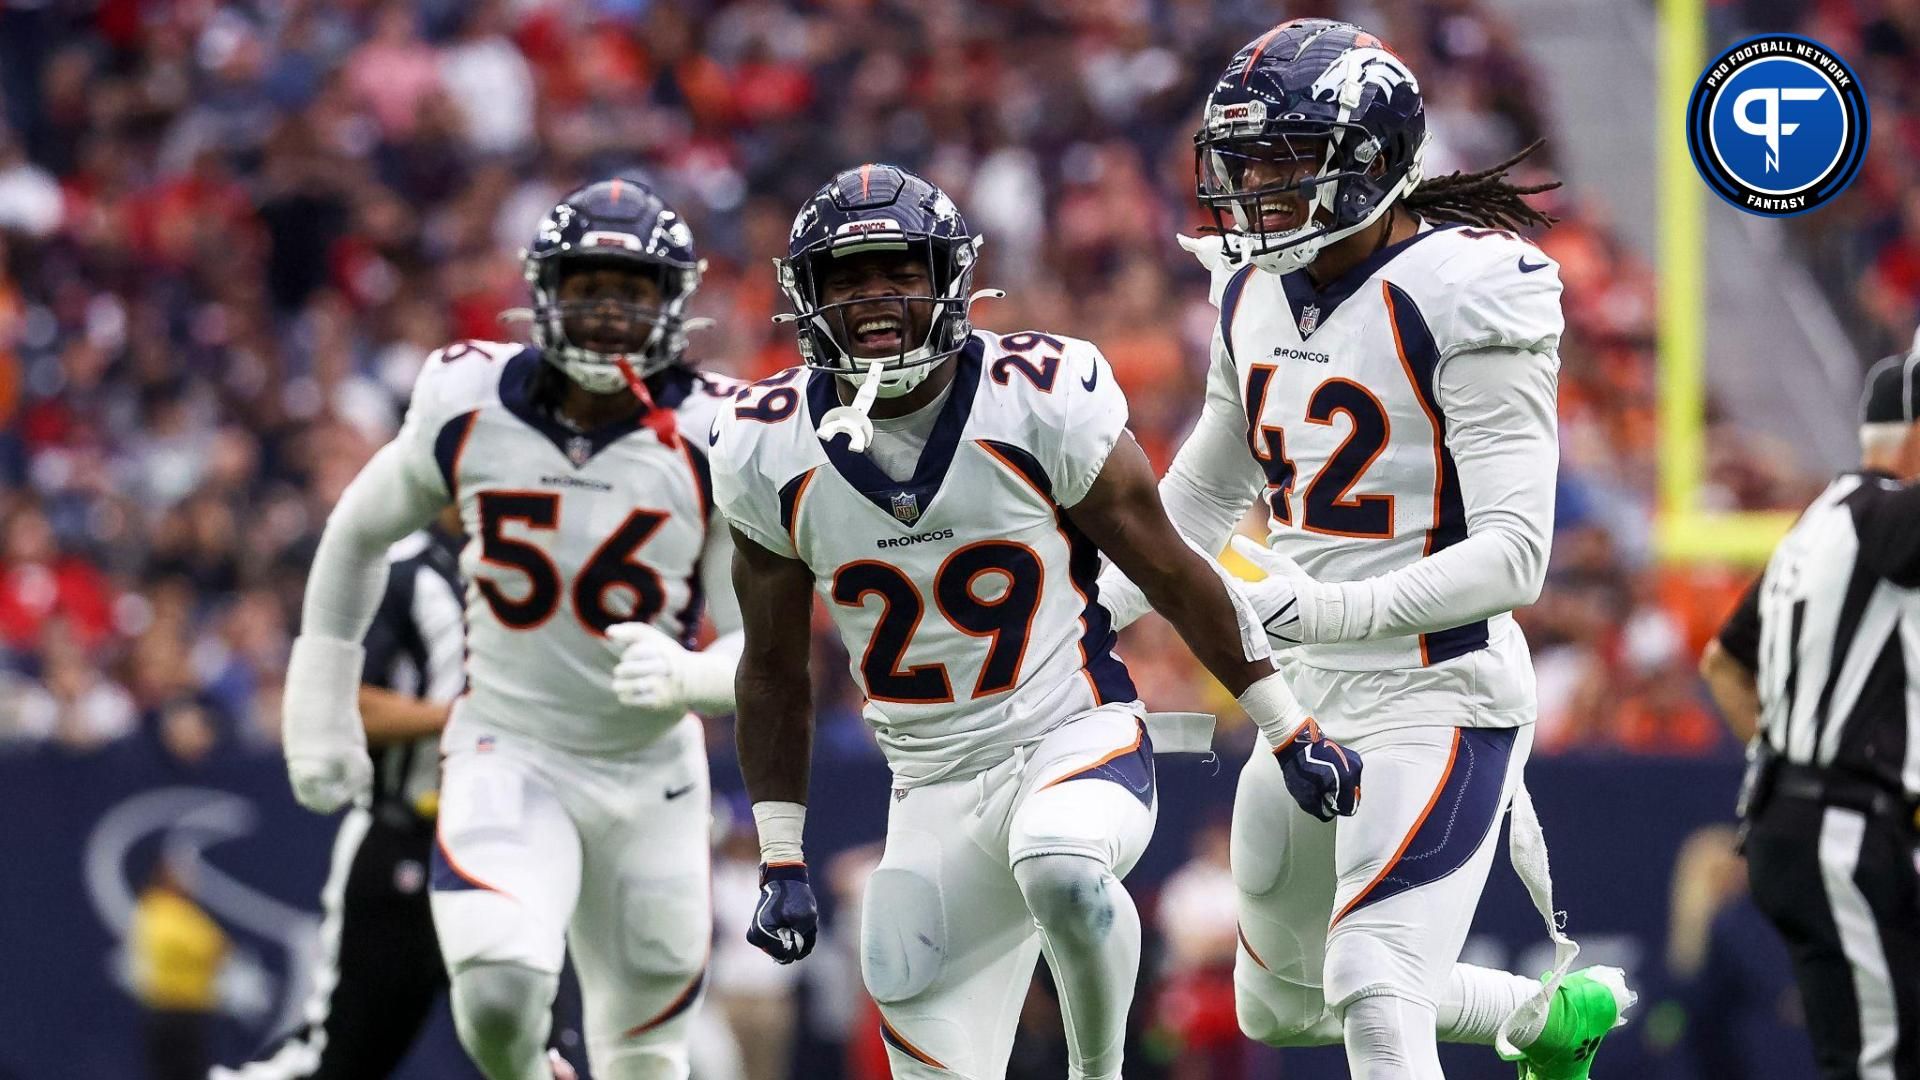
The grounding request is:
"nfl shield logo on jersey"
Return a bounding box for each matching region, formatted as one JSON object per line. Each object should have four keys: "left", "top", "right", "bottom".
{"left": 1298, "top": 304, "right": 1322, "bottom": 337}
{"left": 566, "top": 435, "right": 593, "bottom": 467}
{"left": 891, "top": 491, "right": 921, "bottom": 525}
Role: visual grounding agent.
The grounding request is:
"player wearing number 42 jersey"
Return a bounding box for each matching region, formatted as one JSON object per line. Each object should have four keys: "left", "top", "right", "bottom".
{"left": 712, "top": 164, "right": 1330, "bottom": 1080}
{"left": 1098, "top": 21, "right": 1632, "bottom": 1080}
{"left": 282, "top": 177, "right": 741, "bottom": 1080}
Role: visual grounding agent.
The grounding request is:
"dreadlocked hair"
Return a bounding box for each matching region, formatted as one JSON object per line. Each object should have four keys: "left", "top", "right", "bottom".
{"left": 1402, "top": 140, "right": 1561, "bottom": 231}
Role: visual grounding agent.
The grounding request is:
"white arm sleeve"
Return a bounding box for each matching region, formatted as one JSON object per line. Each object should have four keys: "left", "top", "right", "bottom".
{"left": 301, "top": 440, "right": 448, "bottom": 643}
{"left": 672, "top": 511, "right": 743, "bottom": 715}
{"left": 1097, "top": 328, "right": 1265, "bottom": 629}
{"left": 701, "top": 511, "right": 744, "bottom": 639}
{"left": 1305, "top": 344, "right": 1558, "bottom": 640}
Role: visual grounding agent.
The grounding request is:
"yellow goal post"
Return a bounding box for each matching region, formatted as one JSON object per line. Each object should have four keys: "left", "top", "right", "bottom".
{"left": 1656, "top": 0, "right": 1798, "bottom": 565}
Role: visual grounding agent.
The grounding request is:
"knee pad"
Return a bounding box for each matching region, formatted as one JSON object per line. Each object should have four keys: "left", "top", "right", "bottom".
{"left": 1324, "top": 927, "right": 1428, "bottom": 1011}
{"left": 451, "top": 961, "right": 557, "bottom": 1076}
{"left": 861, "top": 844, "right": 948, "bottom": 1004}
{"left": 619, "top": 876, "right": 708, "bottom": 980}
{"left": 1009, "top": 772, "right": 1153, "bottom": 873}
{"left": 1012, "top": 853, "right": 1120, "bottom": 945}
{"left": 1230, "top": 754, "right": 1293, "bottom": 897}
{"left": 588, "top": 1043, "right": 690, "bottom": 1080}
{"left": 1234, "top": 969, "right": 1343, "bottom": 1048}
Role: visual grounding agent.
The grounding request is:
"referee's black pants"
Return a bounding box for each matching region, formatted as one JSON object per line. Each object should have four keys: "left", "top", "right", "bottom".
{"left": 1747, "top": 791, "right": 1920, "bottom": 1080}
{"left": 218, "top": 805, "right": 454, "bottom": 1079}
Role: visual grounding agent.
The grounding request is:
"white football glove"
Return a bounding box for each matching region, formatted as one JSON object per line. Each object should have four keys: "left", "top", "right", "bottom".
{"left": 1228, "top": 535, "right": 1311, "bottom": 649}
{"left": 608, "top": 621, "right": 738, "bottom": 714}
{"left": 283, "top": 635, "right": 374, "bottom": 814}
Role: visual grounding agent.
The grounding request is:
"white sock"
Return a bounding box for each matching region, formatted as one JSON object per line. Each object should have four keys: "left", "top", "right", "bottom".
{"left": 1437, "top": 963, "right": 1547, "bottom": 1047}
{"left": 1341, "top": 993, "right": 1444, "bottom": 1080}
{"left": 1014, "top": 853, "right": 1139, "bottom": 1080}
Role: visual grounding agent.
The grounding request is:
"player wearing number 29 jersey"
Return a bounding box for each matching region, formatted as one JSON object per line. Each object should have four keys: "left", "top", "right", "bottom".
{"left": 716, "top": 165, "right": 1326, "bottom": 1080}
{"left": 712, "top": 326, "right": 1134, "bottom": 785}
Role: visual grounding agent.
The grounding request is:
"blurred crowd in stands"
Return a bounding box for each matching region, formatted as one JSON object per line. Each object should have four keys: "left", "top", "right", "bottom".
{"left": 0, "top": 0, "right": 1836, "bottom": 767}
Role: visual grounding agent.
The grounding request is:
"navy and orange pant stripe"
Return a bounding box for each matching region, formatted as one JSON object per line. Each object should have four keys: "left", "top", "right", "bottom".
{"left": 1333, "top": 726, "right": 1516, "bottom": 926}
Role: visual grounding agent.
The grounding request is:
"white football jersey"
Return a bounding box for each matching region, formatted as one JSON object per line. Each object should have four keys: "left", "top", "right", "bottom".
{"left": 710, "top": 331, "right": 1144, "bottom": 786}
{"left": 392, "top": 340, "right": 741, "bottom": 754}
{"left": 1218, "top": 223, "right": 1563, "bottom": 671}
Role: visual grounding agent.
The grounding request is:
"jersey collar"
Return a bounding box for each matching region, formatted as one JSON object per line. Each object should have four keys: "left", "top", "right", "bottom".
{"left": 499, "top": 348, "right": 685, "bottom": 466}
{"left": 1279, "top": 222, "right": 1453, "bottom": 340}
{"left": 805, "top": 336, "right": 984, "bottom": 529}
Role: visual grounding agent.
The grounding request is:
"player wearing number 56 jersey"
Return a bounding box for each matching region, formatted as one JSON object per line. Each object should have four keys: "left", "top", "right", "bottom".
{"left": 713, "top": 165, "right": 1329, "bottom": 1080}
{"left": 282, "top": 178, "right": 740, "bottom": 1080}
{"left": 1096, "top": 21, "right": 1634, "bottom": 1080}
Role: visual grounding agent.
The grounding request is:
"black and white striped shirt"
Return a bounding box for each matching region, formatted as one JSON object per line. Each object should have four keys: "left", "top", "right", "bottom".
{"left": 1720, "top": 469, "right": 1920, "bottom": 800}
{"left": 361, "top": 528, "right": 465, "bottom": 809}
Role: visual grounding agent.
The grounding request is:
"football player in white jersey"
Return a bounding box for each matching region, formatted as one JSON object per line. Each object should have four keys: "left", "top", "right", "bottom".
{"left": 281, "top": 178, "right": 743, "bottom": 1080}
{"left": 710, "top": 164, "right": 1337, "bottom": 1080}
{"left": 1095, "top": 21, "right": 1635, "bottom": 1080}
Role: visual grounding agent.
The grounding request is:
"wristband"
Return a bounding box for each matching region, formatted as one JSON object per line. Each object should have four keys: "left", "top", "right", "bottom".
{"left": 284, "top": 635, "right": 368, "bottom": 756}
{"left": 679, "top": 647, "right": 740, "bottom": 715}
{"left": 1236, "top": 671, "right": 1314, "bottom": 752}
{"left": 752, "top": 800, "right": 807, "bottom": 865}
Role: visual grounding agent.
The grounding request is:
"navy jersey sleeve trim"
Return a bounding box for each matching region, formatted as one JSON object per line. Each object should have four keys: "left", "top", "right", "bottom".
{"left": 681, "top": 441, "right": 715, "bottom": 521}
{"left": 1219, "top": 265, "right": 1257, "bottom": 364}
{"left": 1384, "top": 280, "right": 1487, "bottom": 664}
{"left": 1055, "top": 509, "right": 1138, "bottom": 705}
{"left": 778, "top": 468, "right": 817, "bottom": 543}
{"left": 977, "top": 439, "right": 1054, "bottom": 501}
{"left": 433, "top": 410, "right": 480, "bottom": 499}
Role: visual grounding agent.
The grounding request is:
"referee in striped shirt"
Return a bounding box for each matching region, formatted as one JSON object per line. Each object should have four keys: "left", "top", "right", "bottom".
{"left": 1702, "top": 354, "right": 1920, "bottom": 1080}
{"left": 216, "top": 512, "right": 468, "bottom": 1079}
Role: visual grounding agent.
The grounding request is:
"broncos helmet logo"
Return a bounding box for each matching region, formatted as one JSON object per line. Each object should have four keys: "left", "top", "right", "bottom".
{"left": 654, "top": 211, "right": 694, "bottom": 251}
{"left": 1309, "top": 47, "right": 1418, "bottom": 108}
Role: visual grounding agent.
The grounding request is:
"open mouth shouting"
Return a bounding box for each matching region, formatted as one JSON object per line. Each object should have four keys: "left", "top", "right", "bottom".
{"left": 1256, "top": 199, "right": 1307, "bottom": 235}
{"left": 849, "top": 312, "right": 906, "bottom": 354}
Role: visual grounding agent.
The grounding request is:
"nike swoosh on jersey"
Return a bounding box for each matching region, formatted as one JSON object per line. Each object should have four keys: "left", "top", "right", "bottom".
{"left": 665, "top": 783, "right": 697, "bottom": 800}
{"left": 1516, "top": 257, "right": 1549, "bottom": 273}
{"left": 708, "top": 423, "right": 721, "bottom": 447}
{"left": 1081, "top": 362, "right": 1099, "bottom": 392}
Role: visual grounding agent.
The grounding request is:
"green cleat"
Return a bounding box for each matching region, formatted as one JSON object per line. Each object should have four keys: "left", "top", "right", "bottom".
{"left": 1502, "top": 965, "right": 1636, "bottom": 1080}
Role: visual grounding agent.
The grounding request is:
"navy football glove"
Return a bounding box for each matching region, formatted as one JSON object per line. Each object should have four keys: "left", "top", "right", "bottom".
{"left": 1274, "top": 718, "right": 1363, "bottom": 822}
{"left": 746, "top": 863, "right": 818, "bottom": 964}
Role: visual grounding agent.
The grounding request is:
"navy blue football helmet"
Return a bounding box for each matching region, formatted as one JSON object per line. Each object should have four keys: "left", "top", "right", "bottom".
{"left": 521, "top": 177, "right": 704, "bottom": 392}
{"left": 1194, "top": 20, "right": 1429, "bottom": 274}
{"left": 777, "top": 164, "right": 985, "bottom": 398}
